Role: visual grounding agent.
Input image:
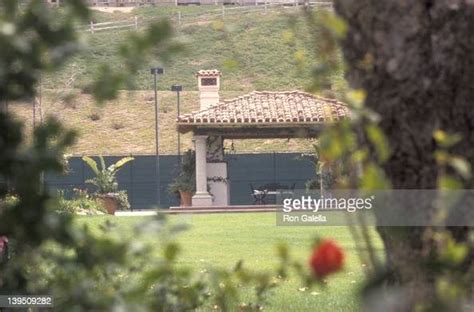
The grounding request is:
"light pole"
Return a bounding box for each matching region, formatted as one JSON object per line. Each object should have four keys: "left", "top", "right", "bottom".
{"left": 171, "top": 84, "right": 183, "bottom": 159}
{"left": 151, "top": 67, "right": 164, "bottom": 206}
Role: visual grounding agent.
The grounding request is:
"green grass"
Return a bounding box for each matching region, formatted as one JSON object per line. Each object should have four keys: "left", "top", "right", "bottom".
{"left": 45, "top": 6, "right": 345, "bottom": 94}
{"left": 77, "top": 213, "right": 384, "bottom": 311}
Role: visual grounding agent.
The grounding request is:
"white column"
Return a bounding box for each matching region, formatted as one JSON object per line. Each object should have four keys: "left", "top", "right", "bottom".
{"left": 195, "top": 135, "right": 207, "bottom": 194}
{"left": 192, "top": 135, "right": 213, "bottom": 206}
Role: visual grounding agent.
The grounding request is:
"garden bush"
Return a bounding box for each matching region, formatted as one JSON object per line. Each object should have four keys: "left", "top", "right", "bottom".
{"left": 55, "top": 189, "right": 106, "bottom": 215}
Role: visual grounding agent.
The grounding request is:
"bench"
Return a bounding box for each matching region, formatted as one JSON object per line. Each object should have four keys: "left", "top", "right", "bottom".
{"left": 250, "top": 182, "right": 296, "bottom": 205}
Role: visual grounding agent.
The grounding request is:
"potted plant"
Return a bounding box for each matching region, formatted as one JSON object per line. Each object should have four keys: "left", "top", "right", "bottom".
{"left": 168, "top": 150, "right": 196, "bottom": 207}
{"left": 82, "top": 155, "right": 134, "bottom": 215}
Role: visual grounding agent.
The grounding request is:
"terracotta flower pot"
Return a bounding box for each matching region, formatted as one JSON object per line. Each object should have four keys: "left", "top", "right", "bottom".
{"left": 98, "top": 195, "right": 118, "bottom": 215}
{"left": 179, "top": 190, "right": 193, "bottom": 207}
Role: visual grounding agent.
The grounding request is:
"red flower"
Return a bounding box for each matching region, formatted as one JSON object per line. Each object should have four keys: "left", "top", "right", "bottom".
{"left": 309, "top": 239, "right": 344, "bottom": 279}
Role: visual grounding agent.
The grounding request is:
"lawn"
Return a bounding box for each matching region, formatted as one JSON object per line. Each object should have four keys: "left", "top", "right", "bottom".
{"left": 77, "top": 213, "right": 384, "bottom": 311}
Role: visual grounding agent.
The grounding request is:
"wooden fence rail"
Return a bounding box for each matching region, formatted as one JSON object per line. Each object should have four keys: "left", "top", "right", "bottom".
{"left": 80, "top": 2, "right": 332, "bottom": 33}
{"left": 84, "top": 16, "right": 139, "bottom": 33}
{"left": 80, "top": 0, "right": 332, "bottom": 7}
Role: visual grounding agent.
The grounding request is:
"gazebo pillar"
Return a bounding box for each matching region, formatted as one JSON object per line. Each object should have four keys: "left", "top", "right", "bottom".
{"left": 192, "top": 135, "right": 213, "bottom": 206}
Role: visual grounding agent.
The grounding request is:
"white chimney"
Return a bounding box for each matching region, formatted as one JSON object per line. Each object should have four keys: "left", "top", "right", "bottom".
{"left": 196, "top": 69, "right": 221, "bottom": 110}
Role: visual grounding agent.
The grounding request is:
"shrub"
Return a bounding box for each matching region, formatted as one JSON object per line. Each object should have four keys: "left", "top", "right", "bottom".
{"left": 115, "top": 190, "right": 131, "bottom": 210}
{"left": 55, "top": 189, "right": 106, "bottom": 215}
{"left": 61, "top": 91, "right": 79, "bottom": 109}
{"left": 87, "top": 112, "right": 101, "bottom": 121}
{"left": 111, "top": 121, "right": 125, "bottom": 130}
{"left": 1, "top": 194, "right": 18, "bottom": 207}
{"left": 81, "top": 83, "right": 94, "bottom": 95}
{"left": 305, "top": 171, "right": 336, "bottom": 191}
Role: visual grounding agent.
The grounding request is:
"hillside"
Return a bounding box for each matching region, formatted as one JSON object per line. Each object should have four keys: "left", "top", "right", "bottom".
{"left": 10, "top": 89, "right": 315, "bottom": 155}
{"left": 45, "top": 5, "right": 345, "bottom": 93}
{"left": 10, "top": 5, "right": 341, "bottom": 155}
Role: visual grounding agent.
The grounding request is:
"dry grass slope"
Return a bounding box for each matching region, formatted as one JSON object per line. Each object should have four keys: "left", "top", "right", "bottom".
{"left": 10, "top": 90, "right": 314, "bottom": 155}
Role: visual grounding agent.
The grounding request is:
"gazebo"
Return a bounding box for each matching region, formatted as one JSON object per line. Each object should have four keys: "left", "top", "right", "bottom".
{"left": 176, "top": 70, "right": 350, "bottom": 207}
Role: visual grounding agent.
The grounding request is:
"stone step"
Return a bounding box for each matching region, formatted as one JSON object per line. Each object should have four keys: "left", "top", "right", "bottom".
{"left": 115, "top": 207, "right": 278, "bottom": 216}
{"left": 165, "top": 208, "right": 277, "bottom": 214}
{"left": 169, "top": 204, "right": 279, "bottom": 211}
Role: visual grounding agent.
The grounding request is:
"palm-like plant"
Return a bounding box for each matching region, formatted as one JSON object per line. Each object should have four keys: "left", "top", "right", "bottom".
{"left": 82, "top": 156, "right": 134, "bottom": 194}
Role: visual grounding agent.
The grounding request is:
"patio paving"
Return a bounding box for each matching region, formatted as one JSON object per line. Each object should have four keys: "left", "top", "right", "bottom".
{"left": 115, "top": 205, "right": 278, "bottom": 216}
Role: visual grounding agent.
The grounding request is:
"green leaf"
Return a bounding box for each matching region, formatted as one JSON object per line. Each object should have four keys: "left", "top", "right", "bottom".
{"left": 319, "top": 123, "right": 355, "bottom": 162}
{"left": 319, "top": 12, "right": 348, "bottom": 39}
{"left": 449, "top": 156, "right": 471, "bottom": 180}
{"left": 448, "top": 244, "right": 468, "bottom": 265}
{"left": 164, "top": 242, "right": 180, "bottom": 261}
{"left": 99, "top": 156, "right": 106, "bottom": 171}
{"left": 346, "top": 89, "right": 366, "bottom": 109}
{"left": 433, "top": 130, "right": 462, "bottom": 148}
{"left": 436, "top": 277, "right": 463, "bottom": 302}
{"left": 276, "top": 243, "right": 289, "bottom": 262}
{"left": 434, "top": 150, "right": 449, "bottom": 165}
{"left": 365, "top": 124, "right": 390, "bottom": 162}
{"left": 440, "top": 237, "right": 469, "bottom": 265}
{"left": 438, "top": 175, "right": 462, "bottom": 190}
{"left": 233, "top": 260, "right": 244, "bottom": 272}
{"left": 82, "top": 156, "right": 99, "bottom": 175}
{"left": 66, "top": 0, "right": 92, "bottom": 21}
{"left": 360, "top": 163, "right": 390, "bottom": 190}
{"left": 351, "top": 149, "right": 368, "bottom": 163}
{"left": 109, "top": 156, "right": 134, "bottom": 173}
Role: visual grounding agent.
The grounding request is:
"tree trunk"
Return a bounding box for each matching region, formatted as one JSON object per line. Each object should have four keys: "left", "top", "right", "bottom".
{"left": 334, "top": 0, "right": 474, "bottom": 306}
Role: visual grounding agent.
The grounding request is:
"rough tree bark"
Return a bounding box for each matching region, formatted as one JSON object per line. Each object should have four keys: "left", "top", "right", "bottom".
{"left": 334, "top": 0, "right": 474, "bottom": 305}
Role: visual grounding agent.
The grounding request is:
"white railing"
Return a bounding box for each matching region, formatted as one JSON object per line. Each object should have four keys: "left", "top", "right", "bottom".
{"left": 83, "top": 0, "right": 332, "bottom": 6}
{"left": 80, "top": 1, "right": 332, "bottom": 33}
{"left": 82, "top": 16, "right": 139, "bottom": 33}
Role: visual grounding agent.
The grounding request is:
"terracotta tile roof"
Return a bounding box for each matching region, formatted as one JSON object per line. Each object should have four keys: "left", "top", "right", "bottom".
{"left": 177, "top": 91, "right": 350, "bottom": 125}
{"left": 196, "top": 69, "right": 221, "bottom": 76}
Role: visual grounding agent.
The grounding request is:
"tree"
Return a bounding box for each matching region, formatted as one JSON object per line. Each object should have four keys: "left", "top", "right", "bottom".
{"left": 333, "top": 0, "right": 474, "bottom": 307}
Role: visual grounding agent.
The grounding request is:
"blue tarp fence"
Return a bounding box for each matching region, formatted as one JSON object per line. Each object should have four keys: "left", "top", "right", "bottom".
{"left": 42, "top": 153, "right": 316, "bottom": 209}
